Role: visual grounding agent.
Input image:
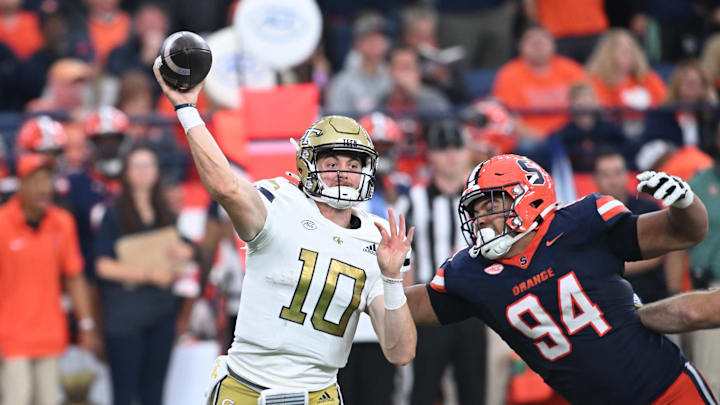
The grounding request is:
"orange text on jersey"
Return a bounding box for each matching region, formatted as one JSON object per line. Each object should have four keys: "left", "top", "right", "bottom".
{"left": 512, "top": 268, "right": 556, "bottom": 296}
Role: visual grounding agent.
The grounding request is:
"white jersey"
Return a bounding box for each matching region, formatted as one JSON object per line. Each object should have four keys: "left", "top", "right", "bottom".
{"left": 227, "top": 177, "right": 407, "bottom": 390}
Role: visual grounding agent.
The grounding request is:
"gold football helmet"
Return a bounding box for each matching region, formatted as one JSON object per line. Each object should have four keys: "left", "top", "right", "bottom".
{"left": 296, "top": 116, "right": 378, "bottom": 209}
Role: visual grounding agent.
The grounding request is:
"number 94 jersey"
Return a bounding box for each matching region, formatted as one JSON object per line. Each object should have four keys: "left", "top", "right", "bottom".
{"left": 227, "top": 178, "right": 409, "bottom": 391}
{"left": 427, "top": 194, "right": 685, "bottom": 404}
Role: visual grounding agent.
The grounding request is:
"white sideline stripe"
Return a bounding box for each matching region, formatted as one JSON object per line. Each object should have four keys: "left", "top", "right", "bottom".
{"left": 685, "top": 362, "right": 717, "bottom": 405}
{"left": 597, "top": 200, "right": 624, "bottom": 215}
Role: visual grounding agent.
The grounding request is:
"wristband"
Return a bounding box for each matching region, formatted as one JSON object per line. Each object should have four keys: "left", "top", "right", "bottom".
{"left": 174, "top": 103, "right": 197, "bottom": 111}
{"left": 176, "top": 106, "right": 205, "bottom": 133}
{"left": 78, "top": 317, "right": 95, "bottom": 331}
{"left": 382, "top": 275, "right": 407, "bottom": 310}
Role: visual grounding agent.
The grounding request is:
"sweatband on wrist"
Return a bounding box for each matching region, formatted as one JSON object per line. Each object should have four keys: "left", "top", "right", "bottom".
{"left": 176, "top": 106, "right": 204, "bottom": 133}
{"left": 382, "top": 275, "right": 407, "bottom": 310}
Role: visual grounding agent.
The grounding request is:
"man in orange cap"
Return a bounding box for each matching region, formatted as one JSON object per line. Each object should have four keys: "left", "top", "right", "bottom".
{"left": 0, "top": 154, "right": 99, "bottom": 405}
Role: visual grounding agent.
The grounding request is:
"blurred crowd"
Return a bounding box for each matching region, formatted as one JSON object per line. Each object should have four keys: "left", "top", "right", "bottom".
{"left": 2, "top": 0, "right": 720, "bottom": 405}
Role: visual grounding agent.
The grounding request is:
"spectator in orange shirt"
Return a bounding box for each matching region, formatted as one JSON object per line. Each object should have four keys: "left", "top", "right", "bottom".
{"left": 0, "top": 154, "right": 99, "bottom": 405}
{"left": 491, "top": 25, "right": 585, "bottom": 141}
{"left": 586, "top": 29, "right": 667, "bottom": 136}
{"left": 524, "top": 0, "right": 608, "bottom": 64}
{"left": 69, "top": 0, "right": 130, "bottom": 67}
{"left": 0, "top": 0, "right": 44, "bottom": 59}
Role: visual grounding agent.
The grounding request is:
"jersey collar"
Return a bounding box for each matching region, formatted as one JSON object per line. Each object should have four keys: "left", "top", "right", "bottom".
{"left": 499, "top": 210, "right": 555, "bottom": 269}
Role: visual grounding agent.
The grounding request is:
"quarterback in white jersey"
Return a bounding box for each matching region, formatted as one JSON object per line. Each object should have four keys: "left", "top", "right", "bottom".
{"left": 229, "top": 176, "right": 411, "bottom": 389}
{"left": 154, "top": 60, "right": 416, "bottom": 405}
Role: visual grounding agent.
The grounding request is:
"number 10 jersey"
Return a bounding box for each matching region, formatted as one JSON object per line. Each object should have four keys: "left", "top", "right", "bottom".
{"left": 227, "top": 178, "right": 404, "bottom": 391}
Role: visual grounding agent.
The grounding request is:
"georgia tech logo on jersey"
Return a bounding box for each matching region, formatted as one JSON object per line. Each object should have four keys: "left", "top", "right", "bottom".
{"left": 484, "top": 263, "right": 504, "bottom": 275}
{"left": 333, "top": 236, "right": 343, "bottom": 245}
{"left": 221, "top": 399, "right": 235, "bottom": 405}
{"left": 301, "top": 219, "right": 317, "bottom": 230}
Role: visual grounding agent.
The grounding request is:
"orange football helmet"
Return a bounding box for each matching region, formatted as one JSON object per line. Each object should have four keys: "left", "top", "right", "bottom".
{"left": 463, "top": 100, "right": 517, "bottom": 154}
{"left": 84, "top": 106, "right": 130, "bottom": 137}
{"left": 459, "top": 154, "right": 557, "bottom": 259}
{"left": 358, "top": 113, "right": 403, "bottom": 145}
{"left": 16, "top": 116, "right": 67, "bottom": 154}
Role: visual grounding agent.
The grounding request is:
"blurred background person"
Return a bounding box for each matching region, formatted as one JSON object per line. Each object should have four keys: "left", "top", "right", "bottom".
{"left": 586, "top": 29, "right": 667, "bottom": 137}
{"left": 382, "top": 45, "right": 450, "bottom": 176}
{"left": 0, "top": 0, "right": 44, "bottom": 60}
{"left": 634, "top": 60, "right": 716, "bottom": 182}
{"left": 492, "top": 25, "right": 586, "bottom": 142}
{"left": 401, "top": 4, "right": 467, "bottom": 103}
{"left": 406, "top": 119, "right": 486, "bottom": 405}
{"left": 688, "top": 125, "right": 720, "bottom": 396}
{"left": 107, "top": 2, "right": 169, "bottom": 83}
{"left": 0, "top": 153, "right": 98, "bottom": 405}
{"left": 325, "top": 12, "right": 391, "bottom": 114}
{"left": 700, "top": 33, "right": 720, "bottom": 96}
{"left": 637, "top": 60, "right": 718, "bottom": 174}
{"left": 524, "top": 0, "right": 609, "bottom": 64}
{"left": 542, "top": 82, "right": 627, "bottom": 202}
{"left": 94, "top": 145, "right": 193, "bottom": 405}
{"left": 115, "top": 71, "right": 188, "bottom": 184}
{"left": 434, "top": 0, "right": 515, "bottom": 68}
{"left": 26, "top": 58, "right": 94, "bottom": 122}
{"left": 67, "top": 0, "right": 131, "bottom": 68}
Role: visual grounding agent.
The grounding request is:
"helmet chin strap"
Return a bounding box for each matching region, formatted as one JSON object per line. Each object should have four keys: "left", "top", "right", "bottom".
{"left": 312, "top": 177, "right": 362, "bottom": 209}
{"left": 469, "top": 203, "right": 558, "bottom": 260}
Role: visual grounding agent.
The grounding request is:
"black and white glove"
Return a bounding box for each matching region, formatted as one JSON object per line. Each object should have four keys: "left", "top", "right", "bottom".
{"left": 636, "top": 171, "right": 694, "bottom": 208}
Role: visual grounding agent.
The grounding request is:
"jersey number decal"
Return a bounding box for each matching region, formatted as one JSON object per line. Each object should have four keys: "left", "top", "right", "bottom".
{"left": 506, "top": 272, "right": 611, "bottom": 361}
{"left": 280, "top": 248, "right": 366, "bottom": 337}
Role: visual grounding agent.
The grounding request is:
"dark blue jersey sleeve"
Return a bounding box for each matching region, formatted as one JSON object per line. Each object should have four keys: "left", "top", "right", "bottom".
{"left": 426, "top": 253, "right": 473, "bottom": 324}
{"left": 570, "top": 193, "right": 643, "bottom": 262}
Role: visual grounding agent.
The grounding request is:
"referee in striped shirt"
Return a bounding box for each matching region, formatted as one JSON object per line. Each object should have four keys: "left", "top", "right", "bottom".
{"left": 406, "top": 119, "right": 487, "bottom": 405}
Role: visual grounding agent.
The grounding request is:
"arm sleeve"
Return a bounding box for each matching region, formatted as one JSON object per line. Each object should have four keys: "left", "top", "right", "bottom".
{"left": 426, "top": 258, "right": 472, "bottom": 324}
{"left": 60, "top": 213, "right": 84, "bottom": 276}
{"left": 426, "top": 284, "right": 471, "bottom": 325}
{"left": 245, "top": 181, "right": 280, "bottom": 252}
{"left": 95, "top": 207, "right": 120, "bottom": 259}
{"left": 606, "top": 214, "right": 643, "bottom": 261}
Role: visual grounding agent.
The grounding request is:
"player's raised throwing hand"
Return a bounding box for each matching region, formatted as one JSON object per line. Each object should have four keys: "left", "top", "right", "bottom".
{"left": 153, "top": 57, "right": 203, "bottom": 108}
{"left": 375, "top": 208, "right": 414, "bottom": 279}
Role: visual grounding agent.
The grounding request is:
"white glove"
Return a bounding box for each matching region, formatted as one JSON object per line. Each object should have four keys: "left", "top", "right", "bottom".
{"left": 636, "top": 171, "right": 694, "bottom": 208}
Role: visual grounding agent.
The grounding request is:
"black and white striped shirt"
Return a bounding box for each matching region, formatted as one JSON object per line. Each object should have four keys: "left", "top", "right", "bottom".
{"left": 406, "top": 183, "right": 467, "bottom": 284}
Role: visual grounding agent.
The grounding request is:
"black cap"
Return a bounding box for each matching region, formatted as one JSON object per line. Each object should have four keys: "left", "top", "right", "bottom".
{"left": 426, "top": 119, "right": 466, "bottom": 150}
{"left": 353, "top": 13, "right": 387, "bottom": 39}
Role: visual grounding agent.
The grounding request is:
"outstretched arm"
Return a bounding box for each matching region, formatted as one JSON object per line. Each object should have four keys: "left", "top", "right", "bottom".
{"left": 368, "top": 209, "right": 417, "bottom": 366}
{"left": 639, "top": 289, "right": 720, "bottom": 333}
{"left": 152, "top": 62, "right": 266, "bottom": 242}
{"left": 635, "top": 172, "right": 708, "bottom": 258}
